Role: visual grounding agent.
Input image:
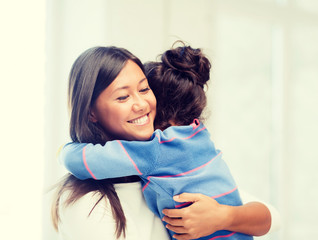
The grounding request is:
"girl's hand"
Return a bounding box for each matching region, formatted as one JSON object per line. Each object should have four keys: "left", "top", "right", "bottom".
{"left": 162, "top": 193, "right": 230, "bottom": 240}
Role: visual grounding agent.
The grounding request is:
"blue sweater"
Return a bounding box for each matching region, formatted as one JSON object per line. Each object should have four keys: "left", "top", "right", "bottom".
{"left": 60, "top": 120, "right": 253, "bottom": 240}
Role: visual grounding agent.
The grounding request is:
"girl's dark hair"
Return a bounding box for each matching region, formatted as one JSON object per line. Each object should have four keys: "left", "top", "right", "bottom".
{"left": 145, "top": 43, "right": 211, "bottom": 129}
{"left": 52, "top": 46, "right": 144, "bottom": 238}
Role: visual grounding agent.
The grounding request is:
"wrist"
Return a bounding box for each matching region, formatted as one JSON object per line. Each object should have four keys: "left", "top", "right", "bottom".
{"left": 219, "top": 204, "right": 236, "bottom": 231}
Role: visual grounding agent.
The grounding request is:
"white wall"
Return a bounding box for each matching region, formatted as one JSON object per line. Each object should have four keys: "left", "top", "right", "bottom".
{"left": 4, "top": 0, "right": 314, "bottom": 239}
{"left": 0, "top": 1, "right": 46, "bottom": 240}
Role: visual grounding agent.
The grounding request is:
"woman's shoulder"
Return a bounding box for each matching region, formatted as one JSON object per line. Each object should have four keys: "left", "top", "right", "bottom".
{"left": 58, "top": 182, "right": 143, "bottom": 222}
{"left": 59, "top": 189, "right": 107, "bottom": 214}
{"left": 58, "top": 182, "right": 170, "bottom": 240}
{"left": 58, "top": 189, "right": 116, "bottom": 239}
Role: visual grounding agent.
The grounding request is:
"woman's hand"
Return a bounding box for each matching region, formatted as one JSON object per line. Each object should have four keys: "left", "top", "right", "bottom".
{"left": 162, "top": 192, "right": 271, "bottom": 240}
{"left": 162, "top": 193, "right": 230, "bottom": 240}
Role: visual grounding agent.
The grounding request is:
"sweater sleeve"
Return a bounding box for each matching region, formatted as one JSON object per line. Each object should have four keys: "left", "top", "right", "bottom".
{"left": 59, "top": 138, "right": 159, "bottom": 180}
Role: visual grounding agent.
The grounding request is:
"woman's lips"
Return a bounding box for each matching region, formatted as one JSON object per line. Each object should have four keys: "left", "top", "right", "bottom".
{"left": 128, "top": 114, "right": 149, "bottom": 125}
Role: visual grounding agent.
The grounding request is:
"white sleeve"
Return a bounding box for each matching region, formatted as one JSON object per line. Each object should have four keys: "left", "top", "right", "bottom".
{"left": 239, "top": 189, "right": 281, "bottom": 234}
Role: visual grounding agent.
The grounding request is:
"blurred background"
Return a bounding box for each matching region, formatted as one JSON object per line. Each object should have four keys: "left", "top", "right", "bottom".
{"left": 1, "top": 0, "right": 317, "bottom": 239}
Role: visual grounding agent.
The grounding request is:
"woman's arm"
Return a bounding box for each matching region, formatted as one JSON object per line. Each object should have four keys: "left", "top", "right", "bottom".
{"left": 162, "top": 193, "right": 273, "bottom": 240}
{"left": 240, "top": 189, "right": 281, "bottom": 234}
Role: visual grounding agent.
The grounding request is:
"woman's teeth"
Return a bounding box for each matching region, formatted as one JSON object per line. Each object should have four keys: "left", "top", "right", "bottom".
{"left": 129, "top": 115, "right": 148, "bottom": 125}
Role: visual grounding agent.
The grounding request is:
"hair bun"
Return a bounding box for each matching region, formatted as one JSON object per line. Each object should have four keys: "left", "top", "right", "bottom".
{"left": 161, "top": 45, "right": 211, "bottom": 87}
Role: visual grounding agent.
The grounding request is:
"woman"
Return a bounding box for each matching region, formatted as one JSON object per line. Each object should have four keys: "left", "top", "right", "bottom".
{"left": 51, "top": 46, "right": 274, "bottom": 240}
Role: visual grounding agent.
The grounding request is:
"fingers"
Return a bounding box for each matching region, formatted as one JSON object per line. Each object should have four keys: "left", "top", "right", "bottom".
{"left": 162, "top": 208, "right": 185, "bottom": 218}
{"left": 166, "top": 225, "right": 200, "bottom": 240}
{"left": 162, "top": 216, "right": 183, "bottom": 226}
{"left": 163, "top": 193, "right": 205, "bottom": 218}
{"left": 162, "top": 193, "right": 205, "bottom": 218}
{"left": 166, "top": 224, "right": 186, "bottom": 234}
{"left": 162, "top": 193, "right": 217, "bottom": 239}
{"left": 173, "top": 192, "right": 203, "bottom": 203}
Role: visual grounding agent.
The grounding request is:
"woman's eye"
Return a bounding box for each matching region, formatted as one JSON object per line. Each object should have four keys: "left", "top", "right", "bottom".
{"left": 140, "top": 87, "right": 150, "bottom": 93}
{"left": 116, "top": 95, "right": 129, "bottom": 101}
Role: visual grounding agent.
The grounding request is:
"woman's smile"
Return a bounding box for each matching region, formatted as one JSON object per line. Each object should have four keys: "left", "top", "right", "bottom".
{"left": 128, "top": 114, "right": 150, "bottom": 125}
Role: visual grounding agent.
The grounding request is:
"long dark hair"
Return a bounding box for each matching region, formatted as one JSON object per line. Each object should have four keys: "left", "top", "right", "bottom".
{"left": 51, "top": 46, "right": 144, "bottom": 238}
{"left": 145, "top": 43, "right": 211, "bottom": 129}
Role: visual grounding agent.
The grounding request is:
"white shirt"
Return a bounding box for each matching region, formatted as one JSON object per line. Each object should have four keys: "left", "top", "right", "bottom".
{"left": 58, "top": 182, "right": 170, "bottom": 240}
{"left": 58, "top": 182, "right": 280, "bottom": 239}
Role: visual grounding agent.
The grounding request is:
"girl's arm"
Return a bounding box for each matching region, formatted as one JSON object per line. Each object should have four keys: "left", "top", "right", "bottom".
{"left": 59, "top": 140, "right": 157, "bottom": 180}
{"left": 162, "top": 193, "right": 275, "bottom": 240}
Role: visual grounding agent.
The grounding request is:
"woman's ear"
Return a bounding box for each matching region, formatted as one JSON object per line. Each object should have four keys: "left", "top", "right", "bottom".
{"left": 89, "top": 109, "right": 98, "bottom": 123}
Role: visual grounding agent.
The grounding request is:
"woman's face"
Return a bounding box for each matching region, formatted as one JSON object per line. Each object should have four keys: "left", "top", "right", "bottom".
{"left": 90, "top": 60, "right": 157, "bottom": 141}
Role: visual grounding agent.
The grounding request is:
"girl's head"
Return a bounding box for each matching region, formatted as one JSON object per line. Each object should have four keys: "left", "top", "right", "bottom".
{"left": 145, "top": 44, "right": 211, "bottom": 130}
{"left": 68, "top": 46, "right": 156, "bottom": 143}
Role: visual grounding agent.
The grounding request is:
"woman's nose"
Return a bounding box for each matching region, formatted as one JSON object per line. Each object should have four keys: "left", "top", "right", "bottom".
{"left": 132, "top": 95, "right": 148, "bottom": 112}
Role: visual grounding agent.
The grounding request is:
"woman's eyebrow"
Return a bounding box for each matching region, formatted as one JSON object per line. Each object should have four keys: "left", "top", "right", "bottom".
{"left": 139, "top": 77, "right": 147, "bottom": 85}
{"left": 112, "top": 78, "right": 147, "bottom": 93}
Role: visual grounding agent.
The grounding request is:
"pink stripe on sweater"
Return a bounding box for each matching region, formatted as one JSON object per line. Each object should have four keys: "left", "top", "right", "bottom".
{"left": 117, "top": 140, "right": 142, "bottom": 175}
{"left": 174, "top": 186, "right": 238, "bottom": 208}
{"left": 157, "top": 126, "right": 206, "bottom": 144}
{"left": 142, "top": 181, "right": 150, "bottom": 192}
{"left": 142, "top": 151, "right": 222, "bottom": 192}
{"left": 82, "top": 146, "right": 97, "bottom": 180}
{"left": 212, "top": 186, "right": 238, "bottom": 199}
{"left": 156, "top": 151, "right": 221, "bottom": 178}
{"left": 208, "top": 232, "right": 236, "bottom": 239}
{"left": 175, "top": 202, "right": 192, "bottom": 208}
